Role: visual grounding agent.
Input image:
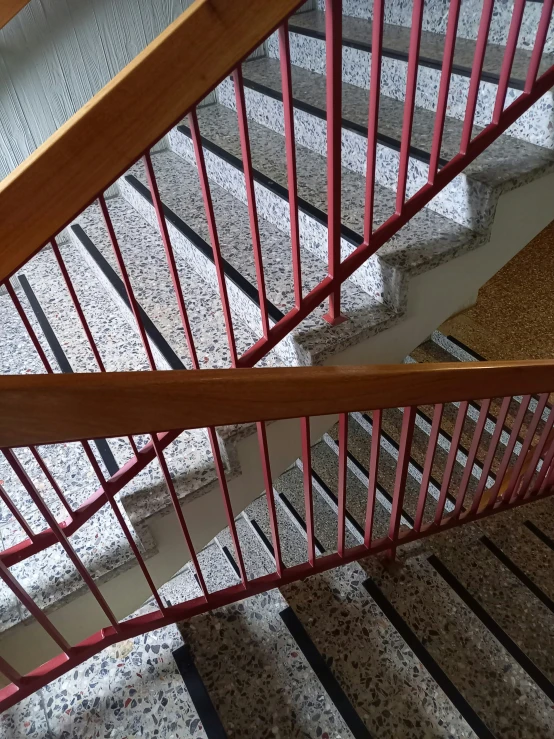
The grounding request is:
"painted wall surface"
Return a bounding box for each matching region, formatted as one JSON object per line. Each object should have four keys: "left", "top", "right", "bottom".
{"left": 0, "top": 0, "right": 194, "bottom": 180}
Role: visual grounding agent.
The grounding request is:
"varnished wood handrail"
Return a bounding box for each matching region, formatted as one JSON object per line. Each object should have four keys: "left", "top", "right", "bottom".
{"left": 0, "top": 0, "right": 303, "bottom": 283}
{"left": 1, "top": 360, "right": 554, "bottom": 447}
{"left": 0, "top": 0, "right": 32, "bottom": 30}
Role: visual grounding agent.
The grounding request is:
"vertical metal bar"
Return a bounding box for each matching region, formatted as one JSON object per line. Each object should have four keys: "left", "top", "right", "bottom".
{"left": 414, "top": 403, "right": 444, "bottom": 532}
{"left": 538, "top": 436, "right": 554, "bottom": 494}
{"left": 395, "top": 0, "right": 424, "bottom": 213}
{"left": 485, "top": 395, "right": 532, "bottom": 510}
{"left": 452, "top": 399, "right": 491, "bottom": 519}
{"left": 337, "top": 413, "right": 348, "bottom": 556}
{"left": 301, "top": 417, "right": 316, "bottom": 566}
{"left": 207, "top": 427, "right": 248, "bottom": 584}
{"left": 0, "top": 655, "right": 22, "bottom": 687}
{"left": 29, "top": 446, "right": 74, "bottom": 517}
{"left": 363, "top": 0, "right": 384, "bottom": 241}
{"left": 279, "top": 22, "right": 303, "bottom": 309}
{"left": 502, "top": 394, "right": 548, "bottom": 504}
{"left": 143, "top": 152, "right": 200, "bottom": 370}
{"left": 151, "top": 435, "right": 209, "bottom": 598}
{"left": 257, "top": 421, "right": 284, "bottom": 576}
{"left": 525, "top": 0, "right": 554, "bottom": 92}
{"left": 79, "top": 441, "right": 166, "bottom": 611}
{"left": 0, "top": 559, "right": 72, "bottom": 653}
{"left": 460, "top": 0, "right": 495, "bottom": 154}
{"left": 434, "top": 401, "right": 468, "bottom": 524}
{"left": 98, "top": 194, "right": 157, "bottom": 371}
{"left": 470, "top": 395, "right": 512, "bottom": 513}
{"left": 188, "top": 108, "right": 239, "bottom": 367}
{"left": 2, "top": 449, "right": 120, "bottom": 629}
{"left": 388, "top": 407, "right": 416, "bottom": 553}
{"left": 324, "top": 0, "right": 345, "bottom": 325}
{"left": 0, "top": 484, "right": 35, "bottom": 540}
{"left": 519, "top": 405, "right": 554, "bottom": 500}
{"left": 5, "top": 282, "right": 53, "bottom": 373}
{"left": 428, "top": 0, "right": 462, "bottom": 184}
{"left": 493, "top": 0, "right": 526, "bottom": 123}
{"left": 364, "top": 409, "right": 382, "bottom": 547}
{"left": 232, "top": 65, "right": 271, "bottom": 340}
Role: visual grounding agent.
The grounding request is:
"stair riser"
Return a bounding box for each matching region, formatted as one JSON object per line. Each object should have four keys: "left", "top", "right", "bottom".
{"left": 324, "top": 0, "right": 554, "bottom": 55}
{"left": 168, "top": 127, "right": 405, "bottom": 312}
{"left": 117, "top": 176, "right": 311, "bottom": 367}
{"left": 217, "top": 76, "right": 496, "bottom": 233}
{"left": 267, "top": 29, "right": 554, "bottom": 151}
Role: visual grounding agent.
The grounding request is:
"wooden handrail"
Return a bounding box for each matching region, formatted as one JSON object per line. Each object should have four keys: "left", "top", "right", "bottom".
{"left": 0, "top": 0, "right": 302, "bottom": 283}
{"left": 0, "top": 0, "right": 32, "bottom": 30}
{"left": 1, "top": 360, "right": 554, "bottom": 447}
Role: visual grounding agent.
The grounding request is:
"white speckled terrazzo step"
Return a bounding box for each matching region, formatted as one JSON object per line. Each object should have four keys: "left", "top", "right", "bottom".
{"left": 332, "top": 0, "right": 554, "bottom": 54}
{"left": 169, "top": 103, "right": 479, "bottom": 312}
{"left": 362, "top": 553, "right": 554, "bottom": 738}
{"left": 278, "top": 10, "right": 554, "bottom": 149}
{"left": 120, "top": 149, "right": 399, "bottom": 365}
{"left": 220, "top": 58, "right": 554, "bottom": 233}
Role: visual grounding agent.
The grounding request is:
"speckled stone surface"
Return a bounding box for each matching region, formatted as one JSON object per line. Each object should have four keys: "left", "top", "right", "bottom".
{"left": 362, "top": 553, "right": 554, "bottom": 738}
{"left": 171, "top": 104, "right": 480, "bottom": 312}
{"left": 331, "top": 0, "right": 554, "bottom": 54}
{"left": 216, "top": 515, "right": 276, "bottom": 580}
{"left": 121, "top": 149, "right": 399, "bottom": 366}
{"left": 282, "top": 562, "right": 478, "bottom": 738}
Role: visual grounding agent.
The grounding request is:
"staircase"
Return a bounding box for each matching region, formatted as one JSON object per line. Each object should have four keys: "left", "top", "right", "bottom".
{"left": 1, "top": 0, "right": 554, "bottom": 725}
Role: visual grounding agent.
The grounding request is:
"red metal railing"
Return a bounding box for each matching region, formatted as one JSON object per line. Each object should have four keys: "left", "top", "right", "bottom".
{"left": 0, "top": 0, "right": 554, "bottom": 711}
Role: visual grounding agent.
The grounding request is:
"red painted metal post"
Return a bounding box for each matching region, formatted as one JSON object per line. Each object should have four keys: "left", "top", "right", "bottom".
{"left": 414, "top": 403, "right": 444, "bottom": 532}
{"left": 388, "top": 407, "right": 416, "bottom": 555}
{"left": 363, "top": 0, "right": 384, "bottom": 241}
{"left": 5, "top": 282, "right": 53, "bottom": 373}
{"left": 434, "top": 401, "right": 468, "bottom": 524}
{"left": 459, "top": 0, "right": 495, "bottom": 154}
{"left": 143, "top": 153, "right": 200, "bottom": 370}
{"left": 257, "top": 421, "right": 284, "bottom": 575}
{"left": 493, "top": 0, "right": 526, "bottom": 123}
{"left": 0, "top": 656, "right": 21, "bottom": 687}
{"left": 470, "top": 395, "right": 512, "bottom": 513}
{"left": 518, "top": 403, "right": 554, "bottom": 500}
{"left": 207, "top": 427, "right": 249, "bottom": 585}
{"left": 29, "top": 446, "right": 74, "bottom": 517}
{"left": 0, "top": 485, "right": 35, "bottom": 541}
{"left": 337, "top": 413, "right": 348, "bottom": 556}
{"left": 151, "top": 435, "right": 209, "bottom": 598}
{"left": 452, "top": 399, "right": 491, "bottom": 518}
{"left": 428, "top": 0, "right": 461, "bottom": 184}
{"left": 323, "top": 0, "right": 346, "bottom": 326}
{"left": 98, "top": 195, "right": 157, "bottom": 371}
{"left": 279, "top": 22, "right": 303, "bottom": 309}
{"left": 396, "top": 0, "right": 424, "bottom": 213}
{"left": 538, "top": 436, "right": 554, "bottom": 494}
{"left": 301, "top": 417, "right": 316, "bottom": 566}
{"left": 188, "top": 109, "right": 239, "bottom": 366}
{"left": 2, "top": 449, "right": 120, "bottom": 630}
{"left": 233, "top": 66, "right": 271, "bottom": 340}
{"left": 364, "top": 409, "right": 382, "bottom": 547}
{"left": 525, "top": 0, "right": 554, "bottom": 93}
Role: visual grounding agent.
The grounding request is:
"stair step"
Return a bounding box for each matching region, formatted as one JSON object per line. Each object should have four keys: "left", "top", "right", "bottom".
{"left": 362, "top": 553, "right": 554, "bottom": 738}
{"left": 274, "top": 9, "right": 554, "bottom": 150}
{"left": 170, "top": 102, "right": 477, "bottom": 312}
{"left": 282, "top": 562, "right": 480, "bottom": 738}
{"left": 121, "top": 149, "right": 398, "bottom": 366}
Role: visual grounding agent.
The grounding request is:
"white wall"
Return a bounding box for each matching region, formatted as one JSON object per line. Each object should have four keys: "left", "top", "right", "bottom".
{"left": 0, "top": 0, "right": 195, "bottom": 179}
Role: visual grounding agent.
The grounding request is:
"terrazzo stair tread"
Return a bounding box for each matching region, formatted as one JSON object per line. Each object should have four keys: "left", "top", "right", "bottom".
{"left": 439, "top": 312, "right": 509, "bottom": 362}
{"left": 310, "top": 437, "right": 393, "bottom": 540}
{"left": 343, "top": 408, "right": 475, "bottom": 512}
{"left": 361, "top": 554, "right": 554, "bottom": 738}
{"left": 244, "top": 491, "right": 312, "bottom": 567}
{"left": 123, "top": 149, "right": 398, "bottom": 365}
{"left": 216, "top": 515, "right": 275, "bottom": 581}
{"left": 179, "top": 586, "right": 355, "bottom": 739}
{"left": 241, "top": 56, "right": 554, "bottom": 191}
{"left": 274, "top": 464, "right": 360, "bottom": 552}
{"left": 290, "top": 9, "right": 554, "bottom": 84}
{"left": 522, "top": 496, "right": 554, "bottom": 544}
{"left": 281, "top": 562, "right": 479, "bottom": 739}
{"left": 176, "top": 103, "right": 478, "bottom": 294}
{"left": 427, "top": 527, "right": 554, "bottom": 685}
